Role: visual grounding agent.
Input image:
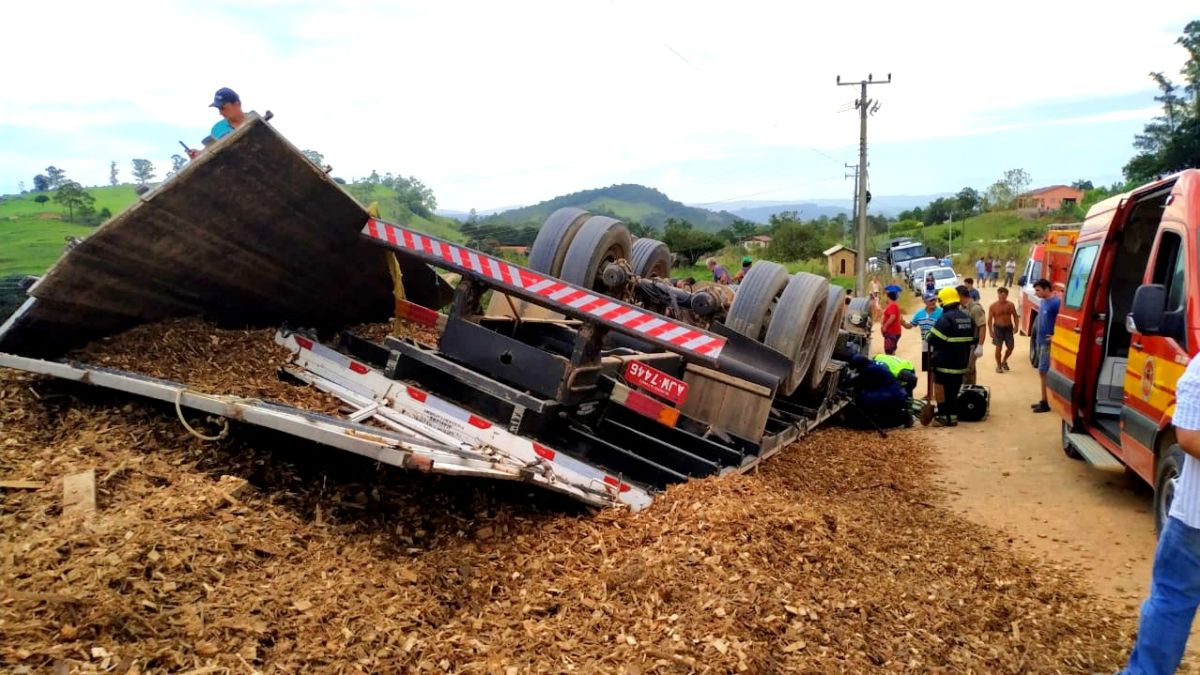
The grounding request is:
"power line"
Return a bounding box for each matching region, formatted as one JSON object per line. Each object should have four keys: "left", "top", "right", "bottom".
{"left": 836, "top": 72, "right": 892, "bottom": 295}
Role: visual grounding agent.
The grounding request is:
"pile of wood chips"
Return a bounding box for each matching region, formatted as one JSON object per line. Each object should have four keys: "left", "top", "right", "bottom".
{"left": 0, "top": 363, "right": 1136, "bottom": 673}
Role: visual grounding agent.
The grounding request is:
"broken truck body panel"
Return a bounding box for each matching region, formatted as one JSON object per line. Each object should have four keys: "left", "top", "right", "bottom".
{"left": 0, "top": 114, "right": 448, "bottom": 358}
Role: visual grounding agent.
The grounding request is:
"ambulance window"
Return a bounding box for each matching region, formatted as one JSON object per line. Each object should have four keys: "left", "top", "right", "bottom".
{"left": 1065, "top": 244, "right": 1098, "bottom": 309}
{"left": 1152, "top": 232, "right": 1186, "bottom": 312}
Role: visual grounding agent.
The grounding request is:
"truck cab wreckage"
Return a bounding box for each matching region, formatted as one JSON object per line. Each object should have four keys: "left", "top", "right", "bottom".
{"left": 0, "top": 115, "right": 867, "bottom": 510}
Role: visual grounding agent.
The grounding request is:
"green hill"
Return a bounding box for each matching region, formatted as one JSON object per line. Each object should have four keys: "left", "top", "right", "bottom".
{"left": 484, "top": 184, "right": 740, "bottom": 232}
{"left": 0, "top": 182, "right": 462, "bottom": 277}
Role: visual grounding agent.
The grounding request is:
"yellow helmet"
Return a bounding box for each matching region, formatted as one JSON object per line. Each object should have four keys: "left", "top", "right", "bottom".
{"left": 937, "top": 286, "right": 959, "bottom": 306}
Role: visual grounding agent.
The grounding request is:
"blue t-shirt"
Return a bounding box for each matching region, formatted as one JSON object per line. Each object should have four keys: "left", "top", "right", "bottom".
{"left": 975, "top": 260, "right": 985, "bottom": 276}
{"left": 911, "top": 307, "right": 943, "bottom": 340}
{"left": 1038, "top": 295, "right": 1061, "bottom": 344}
{"left": 211, "top": 119, "right": 235, "bottom": 140}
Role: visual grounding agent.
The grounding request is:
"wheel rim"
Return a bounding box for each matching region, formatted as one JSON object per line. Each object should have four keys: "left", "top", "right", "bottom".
{"left": 1163, "top": 469, "right": 1179, "bottom": 524}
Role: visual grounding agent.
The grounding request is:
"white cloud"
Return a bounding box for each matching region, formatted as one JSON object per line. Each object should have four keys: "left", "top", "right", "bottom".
{"left": 0, "top": 0, "right": 1193, "bottom": 207}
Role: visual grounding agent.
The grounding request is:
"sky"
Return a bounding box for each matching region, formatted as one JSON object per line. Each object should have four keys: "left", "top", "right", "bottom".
{"left": 0, "top": 1, "right": 1195, "bottom": 211}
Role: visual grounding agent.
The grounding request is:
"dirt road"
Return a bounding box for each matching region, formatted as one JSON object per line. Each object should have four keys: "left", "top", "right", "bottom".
{"left": 886, "top": 282, "right": 1196, "bottom": 665}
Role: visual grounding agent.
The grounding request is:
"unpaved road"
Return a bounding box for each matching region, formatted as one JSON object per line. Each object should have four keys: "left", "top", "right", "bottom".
{"left": 885, "top": 283, "right": 1198, "bottom": 666}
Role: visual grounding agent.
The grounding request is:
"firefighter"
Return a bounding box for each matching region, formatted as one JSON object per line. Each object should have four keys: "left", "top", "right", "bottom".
{"left": 926, "top": 285, "right": 977, "bottom": 426}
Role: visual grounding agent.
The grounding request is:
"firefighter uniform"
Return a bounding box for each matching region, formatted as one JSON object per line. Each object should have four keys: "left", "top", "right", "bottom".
{"left": 926, "top": 287, "right": 977, "bottom": 425}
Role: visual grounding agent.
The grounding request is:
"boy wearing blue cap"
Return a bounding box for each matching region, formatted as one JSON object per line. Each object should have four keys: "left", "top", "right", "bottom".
{"left": 186, "top": 87, "right": 245, "bottom": 159}
{"left": 903, "top": 293, "right": 942, "bottom": 374}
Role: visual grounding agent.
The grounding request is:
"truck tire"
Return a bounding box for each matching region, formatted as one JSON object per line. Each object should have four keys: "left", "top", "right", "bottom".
{"left": 629, "top": 238, "right": 672, "bottom": 279}
{"left": 559, "top": 216, "right": 632, "bottom": 292}
{"left": 808, "top": 286, "right": 848, "bottom": 389}
{"left": 1155, "top": 444, "right": 1185, "bottom": 534}
{"left": 723, "top": 261, "right": 789, "bottom": 342}
{"left": 844, "top": 296, "right": 872, "bottom": 336}
{"left": 529, "top": 207, "right": 591, "bottom": 276}
{"left": 764, "top": 273, "right": 829, "bottom": 394}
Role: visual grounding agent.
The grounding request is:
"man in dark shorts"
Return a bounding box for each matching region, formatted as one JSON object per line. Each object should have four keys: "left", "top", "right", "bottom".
{"left": 1031, "top": 279, "right": 1060, "bottom": 413}
{"left": 903, "top": 292, "right": 942, "bottom": 376}
{"left": 988, "top": 287, "right": 1019, "bottom": 372}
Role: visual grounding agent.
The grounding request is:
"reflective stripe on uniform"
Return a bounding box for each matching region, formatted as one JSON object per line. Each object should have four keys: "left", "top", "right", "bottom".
{"left": 929, "top": 327, "right": 975, "bottom": 343}
{"left": 935, "top": 367, "right": 969, "bottom": 374}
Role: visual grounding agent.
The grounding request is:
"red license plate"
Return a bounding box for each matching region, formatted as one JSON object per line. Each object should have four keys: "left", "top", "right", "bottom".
{"left": 624, "top": 361, "right": 688, "bottom": 405}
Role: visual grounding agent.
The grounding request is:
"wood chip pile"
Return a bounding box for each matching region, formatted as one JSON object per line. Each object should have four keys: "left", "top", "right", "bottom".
{"left": 1, "top": 368, "right": 1135, "bottom": 673}
{"left": 72, "top": 318, "right": 343, "bottom": 414}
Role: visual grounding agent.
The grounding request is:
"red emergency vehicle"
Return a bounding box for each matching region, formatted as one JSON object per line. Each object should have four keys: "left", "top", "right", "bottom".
{"left": 1049, "top": 170, "right": 1200, "bottom": 530}
{"left": 1018, "top": 226, "right": 1079, "bottom": 365}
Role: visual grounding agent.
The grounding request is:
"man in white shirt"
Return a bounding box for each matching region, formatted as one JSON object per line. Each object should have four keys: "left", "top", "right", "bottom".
{"left": 1004, "top": 258, "right": 1016, "bottom": 287}
{"left": 1122, "top": 355, "right": 1200, "bottom": 674}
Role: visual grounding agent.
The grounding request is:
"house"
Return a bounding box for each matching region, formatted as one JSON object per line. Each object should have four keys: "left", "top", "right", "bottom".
{"left": 822, "top": 244, "right": 857, "bottom": 278}
{"left": 741, "top": 235, "right": 772, "bottom": 250}
{"left": 1015, "top": 185, "right": 1084, "bottom": 212}
{"left": 497, "top": 245, "right": 529, "bottom": 256}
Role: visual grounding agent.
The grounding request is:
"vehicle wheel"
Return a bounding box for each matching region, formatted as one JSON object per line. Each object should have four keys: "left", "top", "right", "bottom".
{"left": 1154, "top": 444, "right": 1185, "bottom": 534}
{"left": 1062, "top": 421, "right": 1082, "bottom": 460}
{"left": 529, "top": 207, "right": 591, "bottom": 276}
{"left": 723, "top": 261, "right": 789, "bottom": 342}
{"left": 844, "top": 297, "right": 872, "bottom": 336}
{"left": 763, "top": 273, "right": 830, "bottom": 394}
{"left": 629, "top": 238, "right": 672, "bottom": 279}
{"left": 808, "top": 286, "right": 848, "bottom": 389}
{"left": 1028, "top": 316, "right": 1039, "bottom": 366}
{"left": 559, "top": 216, "right": 633, "bottom": 292}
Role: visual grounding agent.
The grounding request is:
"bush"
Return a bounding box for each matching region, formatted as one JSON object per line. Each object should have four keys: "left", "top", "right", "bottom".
{"left": 1017, "top": 226, "right": 1043, "bottom": 243}
{"left": 33, "top": 195, "right": 49, "bottom": 205}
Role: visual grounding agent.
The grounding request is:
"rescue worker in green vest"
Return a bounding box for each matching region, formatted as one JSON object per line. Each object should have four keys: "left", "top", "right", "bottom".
{"left": 873, "top": 353, "right": 918, "bottom": 398}
{"left": 926, "top": 285, "right": 977, "bottom": 426}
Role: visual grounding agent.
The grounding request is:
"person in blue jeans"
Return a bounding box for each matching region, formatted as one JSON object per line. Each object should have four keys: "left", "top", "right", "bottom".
{"left": 1030, "top": 279, "right": 1058, "bottom": 413}
{"left": 1122, "top": 354, "right": 1200, "bottom": 674}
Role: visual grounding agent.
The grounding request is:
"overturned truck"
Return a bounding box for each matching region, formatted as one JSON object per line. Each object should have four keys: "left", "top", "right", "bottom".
{"left": 0, "top": 115, "right": 865, "bottom": 510}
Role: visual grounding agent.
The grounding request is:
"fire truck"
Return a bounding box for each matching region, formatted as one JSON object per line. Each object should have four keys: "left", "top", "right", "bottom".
{"left": 1017, "top": 224, "right": 1079, "bottom": 365}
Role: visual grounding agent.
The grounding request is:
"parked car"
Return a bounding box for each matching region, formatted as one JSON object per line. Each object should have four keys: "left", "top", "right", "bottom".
{"left": 927, "top": 266, "right": 959, "bottom": 292}
{"left": 909, "top": 265, "right": 941, "bottom": 293}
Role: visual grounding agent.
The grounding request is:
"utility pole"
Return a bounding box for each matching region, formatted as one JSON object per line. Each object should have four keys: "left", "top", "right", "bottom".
{"left": 837, "top": 73, "right": 891, "bottom": 296}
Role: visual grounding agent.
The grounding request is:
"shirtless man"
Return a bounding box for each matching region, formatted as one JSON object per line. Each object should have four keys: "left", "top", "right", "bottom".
{"left": 988, "top": 287, "right": 1019, "bottom": 372}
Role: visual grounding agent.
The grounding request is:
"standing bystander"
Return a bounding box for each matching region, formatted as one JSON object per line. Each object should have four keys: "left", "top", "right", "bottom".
{"left": 1031, "top": 279, "right": 1059, "bottom": 413}
{"left": 1120, "top": 353, "right": 1200, "bottom": 673}
{"left": 1004, "top": 258, "right": 1017, "bottom": 287}
{"left": 880, "top": 290, "right": 902, "bottom": 355}
{"left": 961, "top": 286, "right": 987, "bottom": 385}
{"left": 902, "top": 293, "right": 943, "bottom": 379}
{"left": 988, "top": 287, "right": 1019, "bottom": 372}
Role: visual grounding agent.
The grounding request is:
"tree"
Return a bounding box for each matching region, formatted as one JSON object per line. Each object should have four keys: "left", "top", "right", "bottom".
{"left": 955, "top": 187, "right": 981, "bottom": 215}
{"left": 660, "top": 218, "right": 724, "bottom": 266}
{"left": 32, "top": 175, "right": 50, "bottom": 192}
{"left": 922, "top": 197, "right": 955, "bottom": 226}
{"left": 1071, "top": 179, "right": 1094, "bottom": 191}
{"left": 301, "top": 149, "right": 325, "bottom": 167}
{"left": 765, "top": 211, "right": 824, "bottom": 262}
{"left": 983, "top": 180, "right": 1014, "bottom": 211}
{"left": 109, "top": 161, "right": 119, "bottom": 186}
{"left": 1002, "top": 168, "right": 1032, "bottom": 199}
{"left": 33, "top": 195, "right": 49, "bottom": 205}
{"left": 392, "top": 175, "right": 438, "bottom": 217}
{"left": 1124, "top": 21, "right": 1200, "bottom": 182}
{"left": 167, "top": 154, "right": 186, "bottom": 178}
{"left": 45, "top": 166, "right": 66, "bottom": 189}
{"left": 131, "top": 159, "right": 156, "bottom": 185}
{"left": 53, "top": 181, "right": 95, "bottom": 222}
{"left": 17, "top": 181, "right": 25, "bottom": 194}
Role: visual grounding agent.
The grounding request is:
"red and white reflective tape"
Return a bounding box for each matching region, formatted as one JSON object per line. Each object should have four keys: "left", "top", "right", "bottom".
{"left": 363, "top": 219, "right": 725, "bottom": 359}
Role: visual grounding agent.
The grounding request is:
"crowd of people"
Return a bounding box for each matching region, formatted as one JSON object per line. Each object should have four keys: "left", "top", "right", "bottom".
{"left": 866, "top": 269, "right": 1053, "bottom": 425}
{"left": 971, "top": 255, "right": 1017, "bottom": 289}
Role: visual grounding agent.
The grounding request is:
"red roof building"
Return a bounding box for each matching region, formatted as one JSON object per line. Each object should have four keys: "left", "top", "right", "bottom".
{"left": 1015, "top": 185, "right": 1084, "bottom": 212}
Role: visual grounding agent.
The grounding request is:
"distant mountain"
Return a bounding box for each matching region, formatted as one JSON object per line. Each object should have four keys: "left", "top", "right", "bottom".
{"left": 484, "top": 184, "right": 739, "bottom": 232}
{"left": 696, "top": 193, "right": 953, "bottom": 221}
{"left": 436, "top": 206, "right": 523, "bottom": 220}
{"left": 722, "top": 203, "right": 851, "bottom": 224}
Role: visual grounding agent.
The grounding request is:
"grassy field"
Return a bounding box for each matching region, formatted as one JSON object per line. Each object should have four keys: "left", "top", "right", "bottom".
{"left": 0, "top": 192, "right": 99, "bottom": 276}
{"left": 0, "top": 182, "right": 464, "bottom": 277}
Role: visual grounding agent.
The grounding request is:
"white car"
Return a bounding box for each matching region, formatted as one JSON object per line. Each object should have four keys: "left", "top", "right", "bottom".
{"left": 927, "top": 266, "right": 959, "bottom": 292}
{"left": 909, "top": 264, "right": 940, "bottom": 292}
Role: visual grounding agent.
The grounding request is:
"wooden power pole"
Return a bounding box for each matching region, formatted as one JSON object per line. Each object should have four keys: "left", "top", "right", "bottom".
{"left": 836, "top": 73, "right": 891, "bottom": 295}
